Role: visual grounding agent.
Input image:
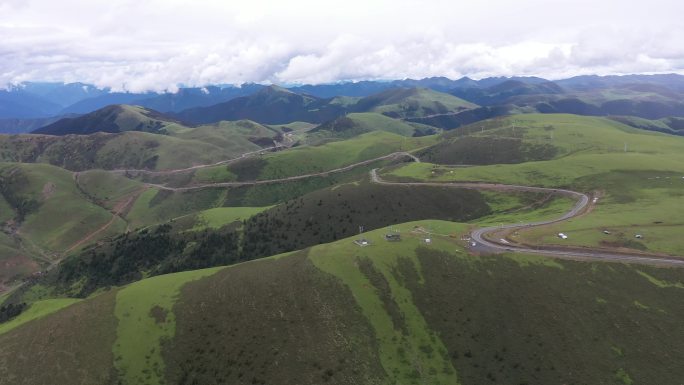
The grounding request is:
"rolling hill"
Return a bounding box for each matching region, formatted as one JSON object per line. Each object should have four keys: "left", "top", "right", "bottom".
{"left": 49, "top": 179, "right": 494, "bottom": 297}
{"left": 175, "top": 86, "right": 480, "bottom": 126}
{"left": 310, "top": 112, "right": 440, "bottom": 140}
{"left": 2, "top": 75, "right": 684, "bottom": 385}
{"left": 33, "top": 105, "right": 184, "bottom": 135}
{"left": 0, "top": 162, "right": 133, "bottom": 289}
{"left": 534, "top": 97, "right": 684, "bottom": 120}
{"left": 132, "top": 84, "right": 265, "bottom": 113}
{"left": 388, "top": 113, "right": 684, "bottom": 256}
{"left": 0, "top": 131, "right": 247, "bottom": 171}
{"left": 175, "top": 85, "right": 348, "bottom": 125}
{"left": 352, "top": 87, "right": 477, "bottom": 119}
{"left": 451, "top": 80, "right": 565, "bottom": 106}
{"left": 0, "top": 221, "right": 682, "bottom": 384}
{"left": 0, "top": 113, "right": 285, "bottom": 171}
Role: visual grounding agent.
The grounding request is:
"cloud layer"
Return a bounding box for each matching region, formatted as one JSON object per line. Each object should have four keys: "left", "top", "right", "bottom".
{"left": 1, "top": 0, "right": 683, "bottom": 91}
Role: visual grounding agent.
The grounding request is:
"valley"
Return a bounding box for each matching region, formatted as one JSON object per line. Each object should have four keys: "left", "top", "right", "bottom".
{"left": 0, "top": 77, "right": 683, "bottom": 385}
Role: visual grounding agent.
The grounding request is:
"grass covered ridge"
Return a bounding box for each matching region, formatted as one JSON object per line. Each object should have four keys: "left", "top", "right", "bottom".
{"left": 1, "top": 220, "right": 683, "bottom": 384}
{"left": 386, "top": 113, "right": 684, "bottom": 255}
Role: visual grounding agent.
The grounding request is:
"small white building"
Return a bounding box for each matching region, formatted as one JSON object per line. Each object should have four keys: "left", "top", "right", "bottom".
{"left": 354, "top": 239, "right": 370, "bottom": 247}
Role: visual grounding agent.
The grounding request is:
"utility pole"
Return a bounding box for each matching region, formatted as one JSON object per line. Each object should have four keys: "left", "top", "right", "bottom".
{"left": 624, "top": 142, "right": 628, "bottom": 152}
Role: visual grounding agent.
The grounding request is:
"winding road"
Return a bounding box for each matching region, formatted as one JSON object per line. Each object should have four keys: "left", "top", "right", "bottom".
{"left": 110, "top": 141, "right": 290, "bottom": 176}
{"left": 370, "top": 169, "right": 684, "bottom": 267}
{"left": 109, "top": 147, "right": 684, "bottom": 267}
{"left": 145, "top": 151, "right": 419, "bottom": 191}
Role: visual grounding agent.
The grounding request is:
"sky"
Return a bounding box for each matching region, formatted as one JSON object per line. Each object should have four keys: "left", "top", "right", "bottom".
{"left": 1, "top": 0, "right": 683, "bottom": 92}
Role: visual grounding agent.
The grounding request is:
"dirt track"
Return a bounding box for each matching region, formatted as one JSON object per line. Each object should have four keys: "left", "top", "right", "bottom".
{"left": 143, "top": 152, "right": 418, "bottom": 191}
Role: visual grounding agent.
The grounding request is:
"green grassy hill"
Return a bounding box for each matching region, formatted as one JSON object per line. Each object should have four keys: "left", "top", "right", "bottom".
{"left": 610, "top": 115, "right": 684, "bottom": 135}
{"left": 1, "top": 104, "right": 290, "bottom": 172}
{"left": 388, "top": 113, "right": 684, "bottom": 256}
{"left": 0, "top": 163, "right": 131, "bottom": 291}
{"left": 2, "top": 109, "right": 683, "bottom": 384}
{"left": 246, "top": 130, "right": 434, "bottom": 180}
{"left": 0, "top": 144, "right": 419, "bottom": 292}
{"left": 167, "top": 119, "right": 282, "bottom": 150}
{"left": 48, "top": 178, "right": 498, "bottom": 297}
{"left": 33, "top": 105, "right": 184, "bottom": 135}
{"left": 354, "top": 87, "right": 478, "bottom": 118}
{"left": 0, "top": 221, "right": 682, "bottom": 384}
{"left": 0, "top": 120, "right": 280, "bottom": 171}
{"left": 145, "top": 130, "right": 437, "bottom": 187}
{"left": 310, "top": 112, "right": 440, "bottom": 140}
{"left": 175, "top": 85, "right": 349, "bottom": 125}
{"left": 0, "top": 163, "right": 127, "bottom": 254}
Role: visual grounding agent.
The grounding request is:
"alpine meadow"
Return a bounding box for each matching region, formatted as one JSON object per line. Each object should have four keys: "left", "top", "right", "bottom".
{"left": 1, "top": 1, "right": 684, "bottom": 384}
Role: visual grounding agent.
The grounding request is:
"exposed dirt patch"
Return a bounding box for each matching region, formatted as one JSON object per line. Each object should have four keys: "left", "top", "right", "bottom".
{"left": 600, "top": 239, "right": 648, "bottom": 251}
{"left": 149, "top": 305, "right": 168, "bottom": 324}
{"left": 0, "top": 254, "right": 40, "bottom": 292}
{"left": 41, "top": 182, "right": 56, "bottom": 200}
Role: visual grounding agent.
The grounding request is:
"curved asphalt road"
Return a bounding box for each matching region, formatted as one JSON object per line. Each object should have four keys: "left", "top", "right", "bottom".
{"left": 370, "top": 169, "right": 684, "bottom": 267}
{"left": 106, "top": 142, "right": 683, "bottom": 267}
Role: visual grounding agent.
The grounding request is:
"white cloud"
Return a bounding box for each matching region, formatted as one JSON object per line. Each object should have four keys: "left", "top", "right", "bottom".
{"left": 0, "top": 0, "right": 683, "bottom": 91}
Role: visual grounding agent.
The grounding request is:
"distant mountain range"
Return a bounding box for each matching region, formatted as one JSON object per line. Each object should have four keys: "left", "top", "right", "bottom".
{"left": 2, "top": 73, "right": 684, "bottom": 133}
{"left": 36, "top": 86, "right": 480, "bottom": 134}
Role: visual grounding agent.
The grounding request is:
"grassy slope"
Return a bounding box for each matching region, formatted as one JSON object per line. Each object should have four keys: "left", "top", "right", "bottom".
{"left": 76, "top": 169, "right": 144, "bottom": 210}
{"left": 366, "top": 88, "right": 478, "bottom": 118}
{"left": 125, "top": 187, "right": 229, "bottom": 229}
{"left": 190, "top": 206, "right": 271, "bottom": 230}
{"left": 0, "top": 131, "right": 234, "bottom": 171}
{"left": 114, "top": 267, "right": 222, "bottom": 385}
{"left": 0, "top": 164, "right": 154, "bottom": 288}
{"left": 255, "top": 131, "right": 435, "bottom": 180}
{"left": 310, "top": 112, "right": 438, "bottom": 140}
{"left": 1, "top": 220, "right": 683, "bottom": 384}
{"left": 0, "top": 117, "right": 281, "bottom": 172}
{"left": 169, "top": 119, "right": 279, "bottom": 151}
{"left": 0, "top": 232, "right": 38, "bottom": 290}
{"left": 387, "top": 113, "right": 684, "bottom": 255}
{"left": 259, "top": 132, "right": 435, "bottom": 179}
{"left": 109, "top": 105, "right": 182, "bottom": 133}
{"left": 168, "top": 130, "right": 437, "bottom": 186}
{"left": 344, "top": 112, "right": 425, "bottom": 135}
{"left": 0, "top": 162, "right": 126, "bottom": 254}
{"left": 0, "top": 194, "right": 36, "bottom": 288}
{"left": 126, "top": 158, "right": 399, "bottom": 230}
{"left": 0, "top": 298, "right": 81, "bottom": 335}
{"left": 0, "top": 290, "right": 118, "bottom": 384}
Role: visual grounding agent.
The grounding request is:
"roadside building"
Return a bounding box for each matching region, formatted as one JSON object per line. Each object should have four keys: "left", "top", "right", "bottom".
{"left": 385, "top": 234, "right": 401, "bottom": 242}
